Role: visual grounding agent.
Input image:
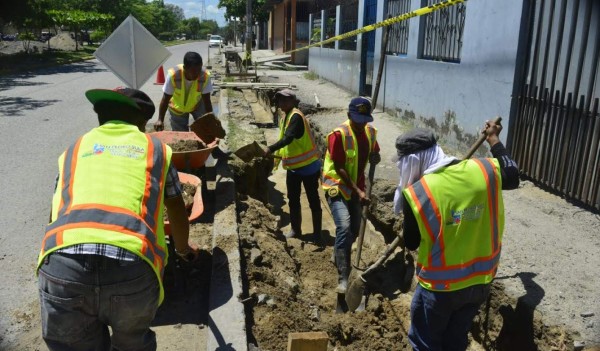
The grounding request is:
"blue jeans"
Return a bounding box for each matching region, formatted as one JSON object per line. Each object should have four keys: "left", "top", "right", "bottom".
{"left": 409, "top": 283, "right": 491, "bottom": 351}
{"left": 38, "top": 253, "right": 160, "bottom": 351}
{"left": 327, "top": 194, "right": 362, "bottom": 251}
{"left": 169, "top": 105, "right": 206, "bottom": 131}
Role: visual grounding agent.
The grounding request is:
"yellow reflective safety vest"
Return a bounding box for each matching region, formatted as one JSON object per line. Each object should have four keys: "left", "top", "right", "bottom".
{"left": 403, "top": 158, "right": 504, "bottom": 292}
{"left": 322, "top": 120, "right": 377, "bottom": 200}
{"left": 38, "top": 121, "right": 172, "bottom": 304}
{"left": 168, "top": 64, "right": 210, "bottom": 114}
{"left": 275, "top": 108, "right": 320, "bottom": 170}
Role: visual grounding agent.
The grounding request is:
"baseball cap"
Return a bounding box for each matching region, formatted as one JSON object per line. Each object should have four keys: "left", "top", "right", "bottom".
{"left": 348, "top": 97, "right": 373, "bottom": 123}
{"left": 85, "top": 87, "right": 155, "bottom": 120}
{"left": 395, "top": 128, "right": 437, "bottom": 157}
{"left": 275, "top": 88, "right": 297, "bottom": 99}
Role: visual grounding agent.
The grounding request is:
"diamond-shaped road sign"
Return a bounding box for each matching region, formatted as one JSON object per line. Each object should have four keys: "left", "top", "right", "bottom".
{"left": 94, "top": 15, "right": 171, "bottom": 89}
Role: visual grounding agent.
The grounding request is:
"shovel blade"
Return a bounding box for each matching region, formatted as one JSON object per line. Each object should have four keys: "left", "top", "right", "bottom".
{"left": 234, "top": 141, "right": 265, "bottom": 162}
{"left": 346, "top": 276, "right": 366, "bottom": 312}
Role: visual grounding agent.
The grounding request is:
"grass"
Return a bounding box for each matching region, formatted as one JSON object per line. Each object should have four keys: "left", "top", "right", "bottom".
{"left": 303, "top": 71, "right": 319, "bottom": 80}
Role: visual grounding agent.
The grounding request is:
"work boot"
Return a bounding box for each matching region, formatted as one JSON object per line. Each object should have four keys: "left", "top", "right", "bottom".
{"left": 335, "top": 248, "right": 350, "bottom": 294}
{"left": 311, "top": 211, "right": 323, "bottom": 245}
{"left": 287, "top": 209, "right": 302, "bottom": 239}
{"left": 284, "top": 229, "right": 298, "bottom": 239}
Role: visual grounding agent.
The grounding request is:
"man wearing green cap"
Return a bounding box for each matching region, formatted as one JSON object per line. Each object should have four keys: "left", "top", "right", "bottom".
{"left": 37, "top": 87, "right": 198, "bottom": 351}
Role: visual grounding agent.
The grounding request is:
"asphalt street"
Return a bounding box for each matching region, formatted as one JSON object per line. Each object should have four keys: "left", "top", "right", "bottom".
{"left": 0, "top": 41, "right": 209, "bottom": 345}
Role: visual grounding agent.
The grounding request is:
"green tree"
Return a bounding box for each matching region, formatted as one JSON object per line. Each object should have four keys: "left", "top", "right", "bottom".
{"left": 47, "top": 9, "right": 113, "bottom": 50}
{"left": 217, "top": 0, "right": 268, "bottom": 23}
{"left": 186, "top": 17, "right": 201, "bottom": 40}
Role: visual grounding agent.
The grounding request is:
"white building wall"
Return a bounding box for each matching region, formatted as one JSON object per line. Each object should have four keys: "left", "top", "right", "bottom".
{"left": 308, "top": 0, "right": 526, "bottom": 144}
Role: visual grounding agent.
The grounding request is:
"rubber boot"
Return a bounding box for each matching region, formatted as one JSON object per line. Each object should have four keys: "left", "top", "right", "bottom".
{"left": 335, "top": 248, "right": 350, "bottom": 294}
{"left": 311, "top": 210, "right": 323, "bottom": 245}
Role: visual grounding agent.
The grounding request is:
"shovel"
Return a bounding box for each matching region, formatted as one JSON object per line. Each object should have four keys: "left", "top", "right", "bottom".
{"left": 337, "top": 161, "right": 376, "bottom": 313}
{"left": 189, "top": 112, "right": 226, "bottom": 144}
{"left": 234, "top": 141, "right": 282, "bottom": 163}
{"left": 345, "top": 117, "right": 502, "bottom": 312}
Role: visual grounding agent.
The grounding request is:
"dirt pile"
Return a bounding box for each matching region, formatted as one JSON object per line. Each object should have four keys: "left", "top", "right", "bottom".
{"left": 169, "top": 139, "right": 206, "bottom": 152}
{"left": 49, "top": 33, "right": 76, "bottom": 51}
{"left": 220, "top": 72, "right": 581, "bottom": 350}
{"left": 237, "top": 196, "right": 413, "bottom": 350}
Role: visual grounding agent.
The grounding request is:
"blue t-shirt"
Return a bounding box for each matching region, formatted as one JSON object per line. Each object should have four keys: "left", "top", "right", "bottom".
{"left": 289, "top": 158, "right": 322, "bottom": 176}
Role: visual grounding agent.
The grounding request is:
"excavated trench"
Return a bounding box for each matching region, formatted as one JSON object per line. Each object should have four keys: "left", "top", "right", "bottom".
{"left": 222, "top": 85, "right": 578, "bottom": 351}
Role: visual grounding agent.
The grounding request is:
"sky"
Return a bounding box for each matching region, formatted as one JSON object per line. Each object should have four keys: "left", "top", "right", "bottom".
{"left": 165, "top": 0, "right": 228, "bottom": 27}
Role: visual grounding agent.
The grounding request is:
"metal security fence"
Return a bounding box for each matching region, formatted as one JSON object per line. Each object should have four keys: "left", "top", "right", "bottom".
{"left": 339, "top": 1, "right": 359, "bottom": 51}
{"left": 509, "top": 0, "right": 600, "bottom": 211}
{"left": 386, "top": 0, "right": 411, "bottom": 55}
{"left": 419, "top": 0, "right": 466, "bottom": 62}
{"left": 323, "top": 7, "right": 337, "bottom": 48}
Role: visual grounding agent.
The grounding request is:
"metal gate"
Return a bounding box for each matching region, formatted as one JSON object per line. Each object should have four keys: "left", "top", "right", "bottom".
{"left": 509, "top": 0, "right": 600, "bottom": 211}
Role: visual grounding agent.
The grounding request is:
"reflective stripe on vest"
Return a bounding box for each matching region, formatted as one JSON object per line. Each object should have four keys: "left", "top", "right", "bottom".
{"left": 168, "top": 64, "right": 210, "bottom": 114}
{"left": 407, "top": 158, "right": 501, "bottom": 291}
{"left": 41, "top": 135, "right": 167, "bottom": 271}
{"left": 322, "top": 121, "right": 376, "bottom": 200}
{"left": 277, "top": 108, "right": 320, "bottom": 169}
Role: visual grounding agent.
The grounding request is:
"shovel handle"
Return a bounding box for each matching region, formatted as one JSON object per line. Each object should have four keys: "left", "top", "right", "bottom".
{"left": 464, "top": 117, "right": 502, "bottom": 160}
{"left": 361, "top": 234, "right": 405, "bottom": 279}
{"left": 353, "top": 161, "right": 377, "bottom": 268}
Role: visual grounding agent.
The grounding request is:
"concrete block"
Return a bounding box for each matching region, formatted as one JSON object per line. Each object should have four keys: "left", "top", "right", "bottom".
{"left": 287, "top": 331, "right": 328, "bottom": 351}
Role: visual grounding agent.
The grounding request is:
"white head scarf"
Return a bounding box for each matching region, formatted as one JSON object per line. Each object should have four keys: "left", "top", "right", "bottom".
{"left": 393, "top": 144, "right": 457, "bottom": 214}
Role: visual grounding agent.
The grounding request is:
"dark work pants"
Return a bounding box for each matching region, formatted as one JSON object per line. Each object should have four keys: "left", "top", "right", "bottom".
{"left": 286, "top": 169, "right": 322, "bottom": 235}
{"left": 409, "top": 283, "right": 491, "bottom": 351}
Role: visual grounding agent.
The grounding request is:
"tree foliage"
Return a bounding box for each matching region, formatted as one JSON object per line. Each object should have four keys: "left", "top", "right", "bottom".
{"left": 1, "top": 0, "right": 220, "bottom": 45}
{"left": 217, "top": 0, "right": 268, "bottom": 23}
{"left": 47, "top": 9, "right": 114, "bottom": 49}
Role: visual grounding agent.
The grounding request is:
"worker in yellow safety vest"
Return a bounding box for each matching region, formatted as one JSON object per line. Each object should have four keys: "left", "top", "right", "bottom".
{"left": 394, "top": 121, "right": 520, "bottom": 350}
{"left": 322, "top": 97, "right": 381, "bottom": 294}
{"left": 154, "top": 51, "right": 213, "bottom": 132}
{"left": 264, "top": 89, "right": 323, "bottom": 243}
{"left": 37, "top": 87, "right": 198, "bottom": 351}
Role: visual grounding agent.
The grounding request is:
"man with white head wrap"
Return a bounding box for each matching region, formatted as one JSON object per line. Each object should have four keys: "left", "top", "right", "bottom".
{"left": 395, "top": 121, "right": 520, "bottom": 350}
{"left": 393, "top": 129, "right": 457, "bottom": 214}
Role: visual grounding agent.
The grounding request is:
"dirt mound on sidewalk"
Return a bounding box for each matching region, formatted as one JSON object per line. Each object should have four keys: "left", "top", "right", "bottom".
{"left": 49, "top": 32, "right": 76, "bottom": 51}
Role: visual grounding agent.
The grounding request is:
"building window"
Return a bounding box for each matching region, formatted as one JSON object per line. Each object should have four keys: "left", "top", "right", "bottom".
{"left": 385, "top": 0, "right": 411, "bottom": 55}
{"left": 420, "top": 0, "right": 466, "bottom": 63}
{"left": 339, "top": 1, "right": 358, "bottom": 51}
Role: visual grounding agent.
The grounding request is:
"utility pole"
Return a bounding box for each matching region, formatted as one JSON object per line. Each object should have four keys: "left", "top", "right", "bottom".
{"left": 245, "top": 0, "right": 253, "bottom": 70}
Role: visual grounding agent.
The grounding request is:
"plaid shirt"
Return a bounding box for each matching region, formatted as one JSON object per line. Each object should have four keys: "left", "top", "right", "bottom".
{"left": 56, "top": 164, "right": 182, "bottom": 261}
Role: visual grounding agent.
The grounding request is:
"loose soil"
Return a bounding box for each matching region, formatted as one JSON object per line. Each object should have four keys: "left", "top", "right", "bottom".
{"left": 168, "top": 139, "right": 206, "bottom": 152}
{"left": 218, "top": 55, "right": 594, "bottom": 350}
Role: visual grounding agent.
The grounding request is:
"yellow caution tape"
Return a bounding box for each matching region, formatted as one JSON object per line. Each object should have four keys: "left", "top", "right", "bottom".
{"left": 286, "top": 0, "right": 465, "bottom": 54}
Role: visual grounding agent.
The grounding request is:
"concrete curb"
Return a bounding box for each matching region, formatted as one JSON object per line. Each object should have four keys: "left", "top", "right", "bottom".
{"left": 206, "top": 90, "right": 248, "bottom": 350}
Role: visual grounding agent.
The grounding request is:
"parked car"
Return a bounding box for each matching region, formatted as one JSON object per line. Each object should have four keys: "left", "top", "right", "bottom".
{"left": 209, "top": 35, "right": 223, "bottom": 48}
{"left": 39, "top": 32, "right": 54, "bottom": 42}
{"left": 1, "top": 34, "right": 17, "bottom": 41}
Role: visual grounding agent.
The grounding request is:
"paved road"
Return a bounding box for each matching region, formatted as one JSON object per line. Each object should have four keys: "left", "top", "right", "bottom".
{"left": 0, "top": 41, "right": 209, "bottom": 346}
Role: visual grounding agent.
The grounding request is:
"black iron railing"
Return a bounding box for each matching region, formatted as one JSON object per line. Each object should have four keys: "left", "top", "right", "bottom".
{"left": 420, "top": 0, "right": 466, "bottom": 63}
